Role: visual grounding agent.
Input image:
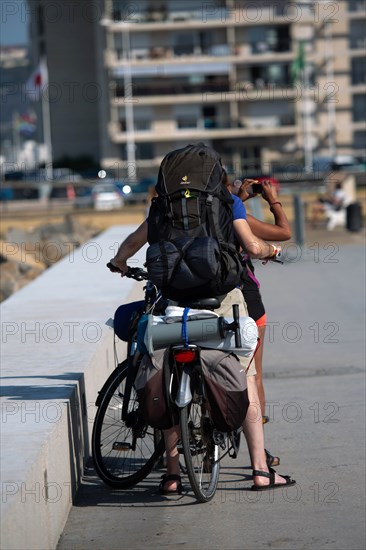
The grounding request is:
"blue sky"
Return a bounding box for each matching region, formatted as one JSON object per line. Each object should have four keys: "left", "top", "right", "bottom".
{"left": 0, "top": 0, "right": 28, "bottom": 46}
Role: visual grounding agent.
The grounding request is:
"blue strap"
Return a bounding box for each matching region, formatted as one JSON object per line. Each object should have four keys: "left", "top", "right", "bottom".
{"left": 181, "top": 307, "right": 190, "bottom": 347}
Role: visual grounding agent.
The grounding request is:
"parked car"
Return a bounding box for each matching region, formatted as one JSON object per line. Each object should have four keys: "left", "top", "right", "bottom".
{"left": 73, "top": 186, "right": 94, "bottom": 209}
{"left": 120, "top": 178, "right": 156, "bottom": 204}
{"left": 92, "top": 182, "right": 124, "bottom": 210}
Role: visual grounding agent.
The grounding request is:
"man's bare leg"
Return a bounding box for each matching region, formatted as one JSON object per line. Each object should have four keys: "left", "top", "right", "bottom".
{"left": 162, "top": 426, "right": 181, "bottom": 492}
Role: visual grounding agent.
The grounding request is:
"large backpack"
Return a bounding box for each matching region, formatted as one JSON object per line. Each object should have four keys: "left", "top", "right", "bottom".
{"left": 145, "top": 143, "right": 243, "bottom": 300}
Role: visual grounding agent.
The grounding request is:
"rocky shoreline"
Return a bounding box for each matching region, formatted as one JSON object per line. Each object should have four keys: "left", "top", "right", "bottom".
{"left": 0, "top": 215, "right": 98, "bottom": 302}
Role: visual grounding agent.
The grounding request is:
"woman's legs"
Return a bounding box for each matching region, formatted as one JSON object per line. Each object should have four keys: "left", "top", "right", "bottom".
{"left": 244, "top": 375, "right": 287, "bottom": 487}
{"left": 254, "top": 324, "right": 266, "bottom": 417}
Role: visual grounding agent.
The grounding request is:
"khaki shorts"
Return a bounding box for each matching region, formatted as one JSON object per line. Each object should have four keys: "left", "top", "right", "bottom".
{"left": 215, "top": 288, "right": 257, "bottom": 377}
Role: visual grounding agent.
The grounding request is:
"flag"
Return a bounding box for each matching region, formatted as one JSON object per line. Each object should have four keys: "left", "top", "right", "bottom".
{"left": 291, "top": 41, "right": 305, "bottom": 84}
{"left": 24, "top": 59, "right": 48, "bottom": 101}
{"left": 15, "top": 112, "right": 37, "bottom": 137}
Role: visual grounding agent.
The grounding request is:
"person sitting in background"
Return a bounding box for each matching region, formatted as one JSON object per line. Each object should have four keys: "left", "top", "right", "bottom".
{"left": 311, "top": 183, "right": 347, "bottom": 228}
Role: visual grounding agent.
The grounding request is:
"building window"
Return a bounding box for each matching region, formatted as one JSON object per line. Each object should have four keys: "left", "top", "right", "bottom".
{"left": 37, "top": 4, "right": 44, "bottom": 36}
{"left": 348, "top": 1, "right": 366, "bottom": 12}
{"left": 352, "top": 58, "right": 366, "bottom": 85}
{"left": 353, "top": 95, "right": 366, "bottom": 121}
{"left": 354, "top": 131, "right": 366, "bottom": 151}
{"left": 349, "top": 21, "right": 366, "bottom": 49}
{"left": 249, "top": 63, "right": 292, "bottom": 87}
{"left": 121, "top": 142, "right": 154, "bottom": 161}
{"left": 248, "top": 26, "right": 291, "bottom": 54}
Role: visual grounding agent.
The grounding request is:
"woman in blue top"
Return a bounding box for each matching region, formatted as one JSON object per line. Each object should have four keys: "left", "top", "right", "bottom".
{"left": 224, "top": 172, "right": 291, "bottom": 468}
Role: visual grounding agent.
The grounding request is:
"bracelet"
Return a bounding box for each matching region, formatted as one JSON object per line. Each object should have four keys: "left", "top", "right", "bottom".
{"left": 270, "top": 244, "right": 278, "bottom": 257}
{"left": 269, "top": 201, "right": 282, "bottom": 208}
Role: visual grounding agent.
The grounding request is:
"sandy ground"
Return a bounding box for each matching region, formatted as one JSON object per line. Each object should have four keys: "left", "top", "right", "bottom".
{"left": 1, "top": 191, "right": 365, "bottom": 252}
{"left": 1, "top": 190, "right": 365, "bottom": 236}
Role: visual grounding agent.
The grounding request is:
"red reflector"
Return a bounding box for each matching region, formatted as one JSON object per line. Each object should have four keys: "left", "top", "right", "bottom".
{"left": 174, "top": 349, "right": 197, "bottom": 363}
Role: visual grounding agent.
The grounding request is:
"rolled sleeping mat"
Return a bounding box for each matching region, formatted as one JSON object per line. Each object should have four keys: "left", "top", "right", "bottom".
{"left": 143, "top": 314, "right": 258, "bottom": 357}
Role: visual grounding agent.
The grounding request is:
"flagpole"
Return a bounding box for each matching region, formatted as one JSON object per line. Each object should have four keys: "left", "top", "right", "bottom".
{"left": 303, "top": 64, "right": 314, "bottom": 173}
{"left": 122, "top": 25, "right": 136, "bottom": 182}
{"left": 325, "top": 20, "right": 336, "bottom": 158}
{"left": 41, "top": 57, "right": 53, "bottom": 180}
{"left": 12, "top": 111, "right": 21, "bottom": 164}
{"left": 293, "top": 41, "right": 313, "bottom": 173}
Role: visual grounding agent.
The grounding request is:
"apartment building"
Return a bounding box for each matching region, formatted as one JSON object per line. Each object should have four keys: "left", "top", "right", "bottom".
{"left": 28, "top": 0, "right": 366, "bottom": 178}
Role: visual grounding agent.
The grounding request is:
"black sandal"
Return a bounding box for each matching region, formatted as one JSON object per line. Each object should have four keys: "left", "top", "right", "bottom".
{"left": 158, "top": 474, "right": 183, "bottom": 495}
{"left": 251, "top": 467, "right": 296, "bottom": 491}
{"left": 265, "top": 449, "right": 280, "bottom": 468}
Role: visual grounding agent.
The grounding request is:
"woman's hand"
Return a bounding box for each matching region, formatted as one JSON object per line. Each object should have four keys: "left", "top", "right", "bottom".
{"left": 261, "top": 179, "right": 278, "bottom": 204}
{"left": 236, "top": 179, "right": 260, "bottom": 202}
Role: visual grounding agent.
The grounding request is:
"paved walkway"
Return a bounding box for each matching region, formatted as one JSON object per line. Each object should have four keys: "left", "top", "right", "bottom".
{"left": 58, "top": 227, "right": 365, "bottom": 550}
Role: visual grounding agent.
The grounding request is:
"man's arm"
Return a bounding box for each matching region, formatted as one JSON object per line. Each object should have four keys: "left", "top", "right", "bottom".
{"left": 110, "top": 220, "right": 148, "bottom": 274}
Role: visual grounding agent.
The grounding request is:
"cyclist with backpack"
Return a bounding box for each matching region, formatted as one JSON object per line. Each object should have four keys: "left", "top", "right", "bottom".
{"left": 109, "top": 144, "right": 296, "bottom": 493}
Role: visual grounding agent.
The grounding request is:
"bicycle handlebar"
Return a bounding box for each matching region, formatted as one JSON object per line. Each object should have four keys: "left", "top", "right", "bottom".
{"left": 106, "top": 263, "right": 148, "bottom": 281}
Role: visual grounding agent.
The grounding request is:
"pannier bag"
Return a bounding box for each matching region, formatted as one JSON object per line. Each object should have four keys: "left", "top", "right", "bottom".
{"left": 135, "top": 347, "right": 249, "bottom": 433}
{"left": 134, "top": 348, "right": 177, "bottom": 430}
{"left": 113, "top": 301, "right": 144, "bottom": 341}
{"left": 199, "top": 349, "right": 249, "bottom": 433}
{"left": 146, "top": 143, "right": 244, "bottom": 300}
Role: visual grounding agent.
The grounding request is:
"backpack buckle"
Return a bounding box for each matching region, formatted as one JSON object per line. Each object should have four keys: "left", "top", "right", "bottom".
{"left": 206, "top": 194, "right": 213, "bottom": 205}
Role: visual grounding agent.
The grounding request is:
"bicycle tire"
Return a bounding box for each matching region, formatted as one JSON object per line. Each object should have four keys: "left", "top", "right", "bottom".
{"left": 180, "top": 403, "right": 220, "bottom": 502}
{"left": 92, "top": 360, "right": 165, "bottom": 489}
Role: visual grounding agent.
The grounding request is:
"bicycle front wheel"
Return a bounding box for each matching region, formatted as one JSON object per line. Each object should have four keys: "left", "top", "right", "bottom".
{"left": 92, "top": 360, "right": 164, "bottom": 489}
{"left": 180, "top": 403, "right": 220, "bottom": 502}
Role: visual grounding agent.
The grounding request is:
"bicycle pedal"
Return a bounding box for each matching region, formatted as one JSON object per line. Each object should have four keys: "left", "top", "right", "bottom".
{"left": 112, "top": 441, "right": 131, "bottom": 451}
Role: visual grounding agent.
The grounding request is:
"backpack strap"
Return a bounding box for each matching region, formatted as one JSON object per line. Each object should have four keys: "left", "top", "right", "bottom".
{"left": 181, "top": 307, "right": 190, "bottom": 347}
{"left": 181, "top": 194, "right": 190, "bottom": 230}
{"left": 158, "top": 241, "right": 169, "bottom": 290}
{"left": 205, "top": 194, "right": 225, "bottom": 243}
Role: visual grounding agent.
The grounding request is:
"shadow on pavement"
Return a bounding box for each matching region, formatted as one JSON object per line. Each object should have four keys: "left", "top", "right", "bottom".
{"left": 73, "top": 461, "right": 253, "bottom": 508}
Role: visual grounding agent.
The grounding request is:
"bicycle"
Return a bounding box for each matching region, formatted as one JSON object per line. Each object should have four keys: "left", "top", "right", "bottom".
{"left": 92, "top": 266, "right": 257, "bottom": 502}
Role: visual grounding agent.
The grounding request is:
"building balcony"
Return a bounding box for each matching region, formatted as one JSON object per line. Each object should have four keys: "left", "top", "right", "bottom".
{"left": 109, "top": 116, "right": 297, "bottom": 144}
{"left": 350, "top": 83, "right": 366, "bottom": 94}
{"left": 114, "top": 77, "right": 231, "bottom": 98}
{"left": 105, "top": 7, "right": 306, "bottom": 32}
{"left": 106, "top": 47, "right": 295, "bottom": 71}
{"left": 112, "top": 84, "right": 298, "bottom": 107}
{"left": 352, "top": 121, "right": 366, "bottom": 131}
{"left": 112, "top": 76, "right": 296, "bottom": 105}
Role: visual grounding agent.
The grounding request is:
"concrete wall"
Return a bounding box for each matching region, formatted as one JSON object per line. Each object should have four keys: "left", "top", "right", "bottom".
{"left": 0, "top": 225, "right": 145, "bottom": 550}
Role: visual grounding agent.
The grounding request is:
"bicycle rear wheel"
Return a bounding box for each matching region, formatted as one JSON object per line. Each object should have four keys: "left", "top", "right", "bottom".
{"left": 92, "top": 360, "right": 165, "bottom": 489}
{"left": 180, "top": 403, "right": 220, "bottom": 502}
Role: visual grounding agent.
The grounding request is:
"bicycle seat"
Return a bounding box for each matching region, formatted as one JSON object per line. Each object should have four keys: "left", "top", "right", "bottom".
{"left": 177, "top": 295, "right": 226, "bottom": 310}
